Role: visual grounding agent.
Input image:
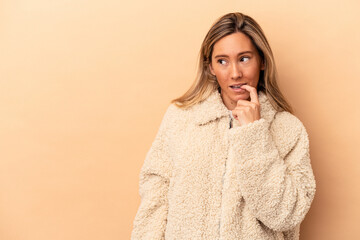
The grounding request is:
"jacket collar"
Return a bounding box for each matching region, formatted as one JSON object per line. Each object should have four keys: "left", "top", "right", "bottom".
{"left": 190, "top": 89, "right": 277, "bottom": 126}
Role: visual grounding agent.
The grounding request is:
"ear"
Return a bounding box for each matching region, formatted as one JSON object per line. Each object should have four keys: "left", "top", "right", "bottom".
{"left": 209, "top": 63, "right": 215, "bottom": 75}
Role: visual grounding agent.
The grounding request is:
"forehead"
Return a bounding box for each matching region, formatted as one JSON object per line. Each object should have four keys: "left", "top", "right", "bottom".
{"left": 212, "top": 32, "right": 256, "bottom": 55}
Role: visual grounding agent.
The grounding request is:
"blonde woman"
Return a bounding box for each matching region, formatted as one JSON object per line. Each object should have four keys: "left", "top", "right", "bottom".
{"left": 131, "top": 12, "right": 316, "bottom": 240}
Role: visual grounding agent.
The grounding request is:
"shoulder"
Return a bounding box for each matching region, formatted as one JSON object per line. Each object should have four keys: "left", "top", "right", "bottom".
{"left": 162, "top": 103, "right": 179, "bottom": 120}
{"left": 162, "top": 103, "right": 187, "bottom": 121}
{"left": 163, "top": 101, "right": 206, "bottom": 123}
{"left": 158, "top": 103, "right": 188, "bottom": 131}
{"left": 270, "top": 111, "right": 309, "bottom": 153}
{"left": 272, "top": 111, "right": 307, "bottom": 135}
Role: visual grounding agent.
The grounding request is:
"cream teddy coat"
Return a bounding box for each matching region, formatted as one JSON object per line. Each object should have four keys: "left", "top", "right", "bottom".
{"left": 131, "top": 89, "right": 316, "bottom": 240}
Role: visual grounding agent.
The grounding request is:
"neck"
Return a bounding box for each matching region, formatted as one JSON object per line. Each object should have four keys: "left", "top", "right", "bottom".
{"left": 220, "top": 92, "right": 250, "bottom": 110}
{"left": 220, "top": 93, "right": 236, "bottom": 110}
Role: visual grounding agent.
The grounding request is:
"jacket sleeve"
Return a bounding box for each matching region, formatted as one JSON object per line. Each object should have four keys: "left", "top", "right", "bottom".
{"left": 228, "top": 113, "right": 316, "bottom": 232}
{"left": 131, "top": 105, "right": 175, "bottom": 240}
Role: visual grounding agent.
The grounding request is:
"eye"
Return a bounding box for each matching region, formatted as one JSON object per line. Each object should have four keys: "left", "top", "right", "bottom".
{"left": 217, "top": 59, "right": 227, "bottom": 65}
{"left": 240, "top": 56, "right": 250, "bottom": 62}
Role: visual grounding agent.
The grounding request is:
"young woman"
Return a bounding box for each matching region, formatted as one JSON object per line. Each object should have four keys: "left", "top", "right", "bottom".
{"left": 131, "top": 12, "right": 316, "bottom": 240}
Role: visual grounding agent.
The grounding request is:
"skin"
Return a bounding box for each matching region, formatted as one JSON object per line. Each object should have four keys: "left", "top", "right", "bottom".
{"left": 209, "top": 32, "right": 265, "bottom": 126}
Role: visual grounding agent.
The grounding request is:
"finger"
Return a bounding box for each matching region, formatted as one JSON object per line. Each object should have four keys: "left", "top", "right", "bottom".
{"left": 232, "top": 107, "right": 247, "bottom": 117}
{"left": 236, "top": 99, "right": 254, "bottom": 106}
{"left": 231, "top": 110, "right": 239, "bottom": 120}
{"left": 240, "top": 85, "right": 259, "bottom": 104}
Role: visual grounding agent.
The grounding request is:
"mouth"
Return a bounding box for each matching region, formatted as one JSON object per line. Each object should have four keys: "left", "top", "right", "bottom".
{"left": 229, "top": 83, "right": 247, "bottom": 89}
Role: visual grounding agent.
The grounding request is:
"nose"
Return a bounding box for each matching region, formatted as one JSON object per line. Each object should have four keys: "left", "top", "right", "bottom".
{"left": 231, "top": 62, "right": 242, "bottom": 80}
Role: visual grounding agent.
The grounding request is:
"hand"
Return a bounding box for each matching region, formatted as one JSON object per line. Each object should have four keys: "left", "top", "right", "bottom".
{"left": 231, "top": 85, "right": 261, "bottom": 126}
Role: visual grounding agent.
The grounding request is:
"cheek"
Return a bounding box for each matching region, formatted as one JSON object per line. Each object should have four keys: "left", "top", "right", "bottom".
{"left": 245, "top": 67, "right": 261, "bottom": 83}
{"left": 215, "top": 68, "right": 230, "bottom": 79}
{"left": 215, "top": 72, "right": 229, "bottom": 86}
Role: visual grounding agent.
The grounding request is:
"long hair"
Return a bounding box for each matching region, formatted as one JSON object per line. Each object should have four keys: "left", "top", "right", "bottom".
{"left": 172, "top": 12, "right": 293, "bottom": 113}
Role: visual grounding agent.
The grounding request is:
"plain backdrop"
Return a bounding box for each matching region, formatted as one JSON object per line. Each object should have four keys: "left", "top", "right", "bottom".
{"left": 1, "top": 0, "right": 360, "bottom": 239}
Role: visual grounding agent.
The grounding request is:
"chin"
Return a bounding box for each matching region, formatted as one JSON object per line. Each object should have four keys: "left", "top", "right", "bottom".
{"left": 233, "top": 92, "right": 250, "bottom": 101}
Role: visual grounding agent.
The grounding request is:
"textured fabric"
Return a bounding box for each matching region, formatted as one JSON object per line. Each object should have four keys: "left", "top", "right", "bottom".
{"left": 131, "top": 90, "right": 316, "bottom": 240}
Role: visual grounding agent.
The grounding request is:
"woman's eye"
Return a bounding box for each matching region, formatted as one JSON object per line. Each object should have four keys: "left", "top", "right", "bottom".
{"left": 217, "top": 59, "right": 227, "bottom": 65}
{"left": 240, "top": 57, "right": 250, "bottom": 62}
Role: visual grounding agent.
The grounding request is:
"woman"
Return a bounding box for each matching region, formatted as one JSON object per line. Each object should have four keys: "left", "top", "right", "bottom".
{"left": 131, "top": 12, "right": 316, "bottom": 240}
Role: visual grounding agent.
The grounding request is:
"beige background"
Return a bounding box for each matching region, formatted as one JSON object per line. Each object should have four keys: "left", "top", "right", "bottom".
{"left": 1, "top": 0, "right": 359, "bottom": 239}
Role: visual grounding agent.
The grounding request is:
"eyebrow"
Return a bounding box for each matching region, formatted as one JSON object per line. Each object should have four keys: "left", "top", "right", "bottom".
{"left": 214, "top": 51, "right": 253, "bottom": 58}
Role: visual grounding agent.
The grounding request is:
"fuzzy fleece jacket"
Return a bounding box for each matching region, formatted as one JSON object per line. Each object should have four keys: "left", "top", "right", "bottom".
{"left": 131, "top": 89, "right": 316, "bottom": 240}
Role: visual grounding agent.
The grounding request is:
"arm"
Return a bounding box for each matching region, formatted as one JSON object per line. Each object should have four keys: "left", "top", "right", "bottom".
{"left": 131, "top": 105, "right": 175, "bottom": 240}
{"left": 228, "top": 115, "right": 316, "bottom": 232}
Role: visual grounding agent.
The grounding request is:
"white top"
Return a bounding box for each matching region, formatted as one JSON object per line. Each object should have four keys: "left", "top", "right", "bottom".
{"left": 229, "top": 110, "right": 234, "bottom": 120}
{"left": 228, "top": 110, "right": 234, "bottom": 129}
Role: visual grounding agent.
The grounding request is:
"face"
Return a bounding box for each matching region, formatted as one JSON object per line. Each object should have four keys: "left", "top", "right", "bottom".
{"left": 209, "top": 32, "right": 264, "bottom": 110}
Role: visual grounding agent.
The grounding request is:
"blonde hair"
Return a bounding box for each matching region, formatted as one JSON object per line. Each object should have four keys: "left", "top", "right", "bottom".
{"left": 172, "top": 12, "right": 293, "bottom": 113}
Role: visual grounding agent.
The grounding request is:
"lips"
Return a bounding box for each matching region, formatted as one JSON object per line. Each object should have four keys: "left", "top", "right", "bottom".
{"left": 229, "top": 83, "right": 247, "bottom": 89}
